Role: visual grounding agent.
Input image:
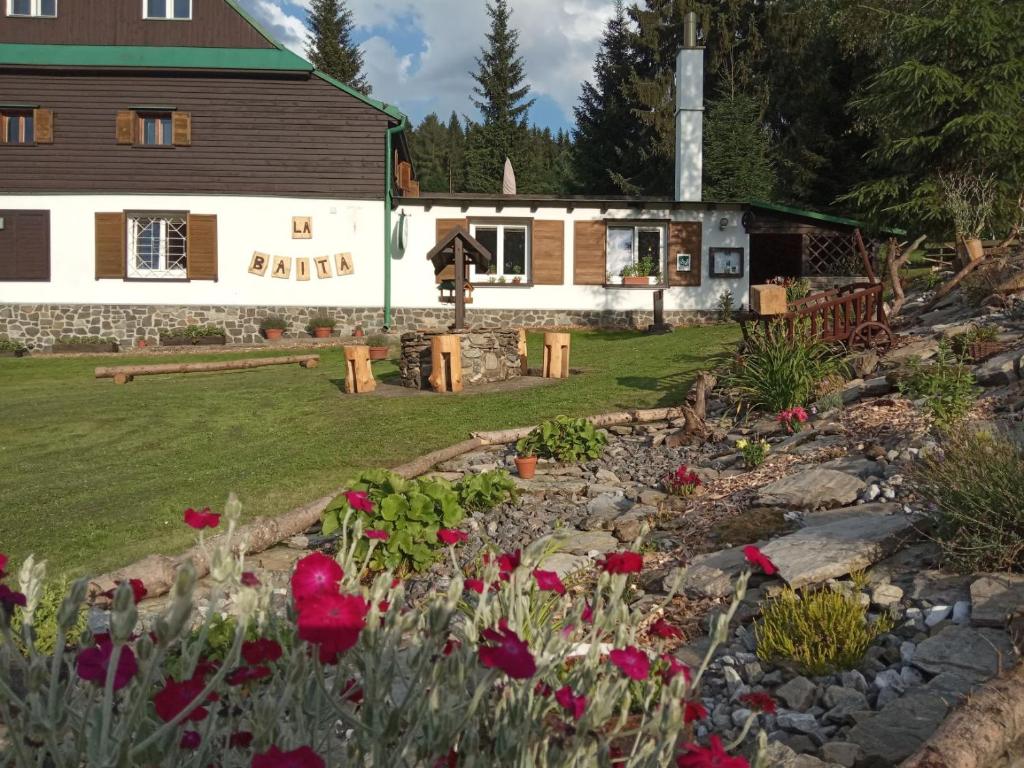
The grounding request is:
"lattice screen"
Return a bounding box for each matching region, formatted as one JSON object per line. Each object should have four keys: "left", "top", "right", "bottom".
{"left": 803, "top": 234, "right": 862, "bottom": 277}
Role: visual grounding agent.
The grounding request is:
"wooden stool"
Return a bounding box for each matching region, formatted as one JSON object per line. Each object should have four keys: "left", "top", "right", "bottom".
{"left": 344, "top": 345, "right": 376, "bottom": 394}
{"left": 517, "top": 328, "right": 528, "bottom": 375}
{"left": 428, "top": 334, "right": 463, "bottom": 393}
{"left": 542, "top": 332, "right": 571, "bottom": 379}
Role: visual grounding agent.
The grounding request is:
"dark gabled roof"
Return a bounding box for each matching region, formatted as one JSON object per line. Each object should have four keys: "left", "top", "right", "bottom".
{"left": 427, "top": 227, "right": 493, "bottom": 275}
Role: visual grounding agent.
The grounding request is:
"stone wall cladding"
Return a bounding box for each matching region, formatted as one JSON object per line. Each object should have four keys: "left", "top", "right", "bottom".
{"left": 399, "top": 328, "right": 521, "bottom": 389}
{"left": 0, "top": 304, "right": 718, "bottom": 351}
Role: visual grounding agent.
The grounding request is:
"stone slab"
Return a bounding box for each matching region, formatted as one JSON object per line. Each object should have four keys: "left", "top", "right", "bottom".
{"left": 665, "top": 545, "right": 753, "bottom": 599}
{"left": 912, "top": 625, "right": 1017, "bottom": 679}
{"left": 537, "top": 552, "right": 592, "bottom": 580}
{"left": 970, "top": 573, "right": 1024, "bottom": 628}
{"left": 801, "top": 503, "right": 903, "bottom": 528}
{"left": 756, "top": 469, "right": 865, "bottom": 510}
{"left": 847, "top": 690, "right": 949, "bottom": 767}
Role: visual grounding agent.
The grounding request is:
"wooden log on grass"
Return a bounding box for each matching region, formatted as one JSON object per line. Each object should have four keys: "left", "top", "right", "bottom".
{"left": 96, "top": 354, "right": 320, "bottom": 383}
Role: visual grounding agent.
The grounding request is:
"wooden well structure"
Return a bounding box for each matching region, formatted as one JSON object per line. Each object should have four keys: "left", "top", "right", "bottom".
{"left": 427, "top": 227, "right": 492, "bottom": 330}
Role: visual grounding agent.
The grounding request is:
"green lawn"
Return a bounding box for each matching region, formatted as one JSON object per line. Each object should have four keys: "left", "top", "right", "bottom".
{"left": 0, "top": 327, "right": 738, "bottom": 577}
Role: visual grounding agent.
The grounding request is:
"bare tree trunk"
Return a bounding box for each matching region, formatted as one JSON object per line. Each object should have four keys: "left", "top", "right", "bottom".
{"left": 887, "top": 235, "right": 927, "bottom": 319}
{"left": 665, "top": 371, "right": 717, "bottom": 447}
{"left": 927, "top": 255, "right": 989, "bottom": 307}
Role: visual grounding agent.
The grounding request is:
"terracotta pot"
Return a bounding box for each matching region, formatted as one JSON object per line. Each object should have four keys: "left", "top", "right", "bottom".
{"left": 515, "top": 455, "right": 538, "bottom": 479}
{"left": 353, "top": 328, "right": 365, "bottom": 338}
{"left": 368, "top": 346, "right": 388, "bottom": 361}
{"left": 964, "top": 237, "right": 985, "bottom": 262}
{"left": 623, "top": 276, "right": 649, "bottom": 286}
{"left": 137, "top": 339, "right": 147, "bottom": 349}
{"left": 313, "top": 327, "right": 333, "bottom": 338}
{"left": 264, "top": 328, "right": 284, "bottom": 340}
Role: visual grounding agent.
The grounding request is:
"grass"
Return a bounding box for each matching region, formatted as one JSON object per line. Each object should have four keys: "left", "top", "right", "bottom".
{"left": 0, "top": 327, "right": 738, "bottom": 577}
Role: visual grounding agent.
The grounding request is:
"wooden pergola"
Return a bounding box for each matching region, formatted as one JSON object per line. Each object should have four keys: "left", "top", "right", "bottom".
{"left": 427, "top": 227, "right": 493, "bottom": 330}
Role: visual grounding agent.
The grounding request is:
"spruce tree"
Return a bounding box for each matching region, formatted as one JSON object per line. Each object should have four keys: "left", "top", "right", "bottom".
{"left": 306, "top": 0, "right": 371, "bottom": 95}
{"left": 703, "top": 92, "right": 774, "bottom": 201}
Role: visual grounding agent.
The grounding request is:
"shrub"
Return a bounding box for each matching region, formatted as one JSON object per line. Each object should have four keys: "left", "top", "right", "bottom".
{"left": 755, "top": 587, "right": 893, "bottom": 675}
{"left": 306, "top": 315, "right": 336, "bottom": 330}
{"left": 736, "top": 438, "right": 770, "bottom": 469}
{"left": 515, "top": 416, "right": 608, "bottom": 462}
{"left": 456, "top": 469, "right": 519, "bottom": 512}
{"left": 184, "top": 325, "right": 224, "bottom": 339}
{"left": 913, "top": 430, "right": 1024, "bottom": 573}
{"left": 259, "top": 315, "right": 288, "bottom": 331}
{"left": 55, "top": 336, "right": 117, "bottom": 345}
{"left": 784, "top": 278, "right": 812, "bottom": 304}
{"left": 320, "top": 469, "right": 465, "bottom": 573}
{"left": 897, "top": 342, "right": 977, "bottom": 430}
{"left": 722, "top": 322, "right": 844, "bottom": 413}
{"left": 0, "top": 338, "right": 26, "bottom": 352}
{"left": 10, "top": 573, "right": 88, "bottom": 655}
{"left": 718, "top": 290, "right": 734, "bottom": 322}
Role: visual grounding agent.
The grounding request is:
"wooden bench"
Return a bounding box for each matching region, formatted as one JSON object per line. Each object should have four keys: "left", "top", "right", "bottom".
{"left": 96, "top": 354, "right": 320, "bottom": 384}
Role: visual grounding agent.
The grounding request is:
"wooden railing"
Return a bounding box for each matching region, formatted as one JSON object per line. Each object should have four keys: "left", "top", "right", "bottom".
{"left": 749, "top": 283, "right": 886, "bottom": 343}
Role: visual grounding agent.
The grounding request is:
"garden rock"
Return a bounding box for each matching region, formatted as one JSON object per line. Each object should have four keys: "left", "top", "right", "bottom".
{"left": 870, "top": 583, "right": 903, "bottom": 608}
{"left": 762, "top": 741, "right": 842, "bottom": 768}
{"left": 911, "top": 625, "right": 1017, "bottom": 679}
{"left": 969, "top": 573, "right": 1024, "bottom": 628}
{"left": 776, "top": 676, "right": 818, "bottom": 712}
{"left": 669, "top": 545, "right": 751, "bottom": 598}
{"left": 847, "top": 690, "right": 949, "bottom": 766}
{"left": 540, "top": 529, "right": 618, "bottom": 556}
{"left": 537, "top": 552, "right": 591, "bottom": 580}
{"left": 973, "top": 348, "right": 1022, "bottom": 385}
{"left": 612, "top": 505, "right": 655, "bottom": 542}
{"left": 776, "top": 711, "right": 821, "bottom": 735}
{"left": 820, "top": 742, "right": 861, "bottom": 768}
{"left": 583, "top": 493, "right": 632, "bottom": 530}
{"left": 803, "top": 503, "right": 903, "bottom": 528}
{"left": 756, "top": 469, "right": 865, "bottom": 510}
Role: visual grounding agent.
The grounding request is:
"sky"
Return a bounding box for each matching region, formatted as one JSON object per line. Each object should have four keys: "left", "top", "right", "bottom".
{"left": 236, "top": 0, "right": 615, "bottom": 132}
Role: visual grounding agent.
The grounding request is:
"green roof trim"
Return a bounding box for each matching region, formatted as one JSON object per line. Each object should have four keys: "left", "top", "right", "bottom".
{"left": 312, "top": 70, "right": 405, "bottom": 122}
{"left": 0, "top": 43, "right": 311, "bottom": 71}
{"left": 749, "top": 200, "right": 907, "bottom": 236}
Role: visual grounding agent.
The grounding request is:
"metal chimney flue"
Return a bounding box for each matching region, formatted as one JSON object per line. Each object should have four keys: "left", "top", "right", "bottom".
{"left": 683, "top": 11, "right": 697, "bottom": 49}
{"left": 674, "top": 11, "right": 704, "bottom": 203}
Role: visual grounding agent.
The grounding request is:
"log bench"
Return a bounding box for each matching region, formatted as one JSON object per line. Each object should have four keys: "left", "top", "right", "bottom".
{"left": 96, "top": 354, "right": 320, "bottom": 384}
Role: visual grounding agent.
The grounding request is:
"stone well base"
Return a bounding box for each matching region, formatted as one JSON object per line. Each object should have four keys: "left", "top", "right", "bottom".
{"left": 399, "top": 328, "right": 521, "bottom": 389}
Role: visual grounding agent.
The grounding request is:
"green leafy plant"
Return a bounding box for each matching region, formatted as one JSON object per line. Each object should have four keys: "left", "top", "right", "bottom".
{"left": 515, "top": 416, "right": 608, "bottom": 463}
{"left": 455, "top": 469, "right": 519, "bottom": 512}
{"left": 365, "top": 335, "right": 391, "bottom": 348}
{"left": 735, "top": 438, "right": 770, "bottom": 469}
{"left": 320, "top": 469, "right": 465, "bottom": 572}
{"left": 622, "top": 256, "right": 655, "bottom": 279}
{"left": 913, "top": 429, "right": 1024, "bottom": 573}
{"left": 756, "top": 586, "right": 893, "bottom": 675}
{"left": 55, "top": 336, "right": 117, "bottom": 345}
{"left": 259, "top": 315, "right": 288, "bottom": 331}
{"left": 897, "top": 342, "right": 977, "bottom": 430}
{"left": 0, "top": 338, "right": 26, "bottom": 353}
{"left": 10, "top": 575, "right": 88, "bottom": 655}
{"left": 306, "top": 315, "right": 336, "bottom": 331}
{"left": 718, "top": 290, "right": 735, "bottom": 322}
{"left": 950, "top": 324, "right": 1000, "bottom": 356}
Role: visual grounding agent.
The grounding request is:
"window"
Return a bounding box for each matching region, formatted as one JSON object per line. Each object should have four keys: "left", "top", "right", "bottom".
{"left": 470, "top": 222, "right": 530, "bottom": 283}
{"left": 606, "top": 223, "right": 666, "bottom": 283}
{"left": 144, "top": 0, "right": 190, "bottom": 19}
{"left": 138, "top": 112, "right": 172, "bottom": 146}
{"left": 708, "top": 247, "right": 745, "bottom": 278}
{"left": 0, "top": 111, "right": 33, "bottom": 144}
{"left": 7, "top": 0, "right": 56, "bottom": 17}
{"left": 127, "top": 215, "right": 187, "bottom": 278}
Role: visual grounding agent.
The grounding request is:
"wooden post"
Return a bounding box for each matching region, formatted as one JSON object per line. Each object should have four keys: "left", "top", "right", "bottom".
{"left": 344, "top": 346, "right": 376, "bottom": 394}
{"left": 428, "top": 334, "right": 463, "bottom": 393}
{"left": 454, "top": 237, "right": 466, "bottom": 331}
{"left": 542, "top": 332, "right": 571, "bottom": 379}
{"left": 517, "top": 328, "right": 528, "bottom": 375}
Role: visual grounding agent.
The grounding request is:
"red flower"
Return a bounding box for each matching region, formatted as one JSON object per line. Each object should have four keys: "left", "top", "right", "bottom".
{"left": 390, "top": 578, "right": 402, "bottom": 588}
{"left": 534, "top": 681, "right": 553, "bottom": 697}
{"left": 344, "top": 490, "right": 374, "bottom": 513}
{"left": 532, "top": 569, "right": 566, "bottom": 595}
{"left": 183, "top": 507, "right": 220, "bottom": 530}
{"left": 598, "top": 551, "right": 643, "bottom": 574}
{"left": 478, "top": 622, "right": 536, "bottom": 679}
{"left": 582, "top": 601, "right": 594, "bottom": 623}
{"left": 242, "top": 638, "right": 283, "bottom": 665}
{"left": 76, "top": 638, "right": 138, "bottom": 690}
{"left": 341, "top": 678, "right": 364, "bottom": 704}
{"left": 180, "top": 731, "right": 201, "bottom": 750}
{"left": 0, "top": 553, "right": 7, "bottom": 578}
{"left": 738, "top": 691, "right": 777, "bottom": 714}
{"left": 291, "top": 552, "right": 344, "bottom": 606}
{"left": 227, "top": 665, "right": 271, "bottom": 686}
{"left": 684, "top": 700, "right": 708, "bottom": 723}
{"left": 365, "top": 529, "right": 389, "bottom": 541}
{"left": 229, "top": 731, "right": 254, "bottom": 749}
{"left": 153, "top": 676, "right": 212, "bottom": 722}
{"left": 443, "top": 638, "right": 461, "bottom": 656}
{"left": 295, "top": 592, "right": 368, "bottom": 664}
{"left": 464, "top": 579, "right": 485, "bottom": 594}
{"left": 555, "top": 685, "right": 587, "bottom": 721}
{"left": 433, "top": 749, "right": 459, "bottom": 768}
{"left": 497, "top": 550, "right": 521, "bottom": 573}
{"left": 103, "top": 578, "right": 147, "bottom": 605}
{"left": 676, "top": 735, "right": 749, "bottom": 768}
{"left": 650, "top": 618, "right": 683, "bottom": 639}
{"left": 437, "top": 529, "right": 468, "bottom": 545}
{"left": 0, "top": 584, "right": 27, "bottom": 613}
{"left": 252, "top": 745, "right": 325, "bottom": 768}
{"left": 609, "top": 646, "right": 650, "bottom": 681}
{"left": 660, "top": 654, "right": 692, "bottom": 685}
{"left": 742, "top": 546, "right": 777, "bottom": 576}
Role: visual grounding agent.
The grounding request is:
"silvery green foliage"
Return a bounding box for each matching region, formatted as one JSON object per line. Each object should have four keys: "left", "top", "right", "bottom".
{"left": 0, "top": 499, "right": 760, "bottom": 767}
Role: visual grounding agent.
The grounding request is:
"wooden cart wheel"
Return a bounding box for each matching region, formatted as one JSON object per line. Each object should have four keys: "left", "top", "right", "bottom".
{"left": 849, "top": 322, "right": 893, "bottom": 351}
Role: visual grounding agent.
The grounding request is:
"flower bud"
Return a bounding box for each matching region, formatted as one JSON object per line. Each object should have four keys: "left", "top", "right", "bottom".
{"left": 110, "top": 582, "right": 138, "bottom": 643}
{"left": 57, "top": 578, "right": 88, "bottom": 632}
{"left": 135, "top": 631, "right": 155, "bottom": 661}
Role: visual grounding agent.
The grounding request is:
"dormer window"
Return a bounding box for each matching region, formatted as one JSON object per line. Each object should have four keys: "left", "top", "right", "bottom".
{"left": 144, "top": 0, "right": 190, "bottom": 20}
{"left": 7, "top": 0, "right": 57, "bottom": 17}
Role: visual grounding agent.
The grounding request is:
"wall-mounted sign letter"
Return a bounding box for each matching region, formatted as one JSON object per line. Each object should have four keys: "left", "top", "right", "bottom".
{"left": 335, "top": 252, "right": 354, "bottom": 276}
{"left": 314, "top": 256, "right": 332, "bottom": 279}
{"left": 295, "top": 257, "right": 310, "bottom": 281}
{"left": 271, "top": 255, "right": 292, "bottom": 279}
{"left": 249, "top": 251, "right": 269, "bottom": 276}
{"left": 292, "top": 217, "right": 312, "bottom": 240}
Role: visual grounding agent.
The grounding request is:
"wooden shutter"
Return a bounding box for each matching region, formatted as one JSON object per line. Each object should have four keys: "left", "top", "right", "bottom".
{"left": 115, "top": 110, "right": 135, "bottom": 145}
{"left": 434, "top": 218, "right": 467, "bottom": 283}
{"left": 0, "top": 210, "right": 51, "bottom": 281}
{"left": 95, "top": 213, "right": 126, "bottom": 279}
{"left": 668, "top": 221, "right": 703, "bottom": 286}
{"left": 33, "top": 109, "right": 53, "bottom": 144}
{"left": 187, "top": 214, "right": 218, "bottom": 281}
{"left": 532, "top": 220, "right": 564, "bottom": 285}
{"left": 573, "top": 220, "right": 606, "bottom": 285}
{"left": 172, "top": 112, "right": 191, "bottom": 146}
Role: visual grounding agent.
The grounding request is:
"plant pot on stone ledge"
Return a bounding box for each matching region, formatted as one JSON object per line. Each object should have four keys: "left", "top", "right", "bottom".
{"left": 514, "top": 455, "right": 537, "bottom": 480}
{"left": 260, "top": 315, "right": 288, "bottom": 341}
{"left": 366, "top": 335, "right": 390, "bottom": 361}
{"left": 307, "top": 315, "right": 337, "bottom": 339}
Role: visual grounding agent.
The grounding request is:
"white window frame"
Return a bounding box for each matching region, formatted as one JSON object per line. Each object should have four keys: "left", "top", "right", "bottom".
{"left": 142, "top": 0, "right": 191, "bottom": 20}
{"left": 127, "top": 214, "right": 189, "bottom": 280}
{"left": 469, "top": 221, "right": 531, "bottom": 284}
{"left": 605, "top": 222, "right": 667, "bottom": 284}
{"left": 6, "top": 0, "right": 57, "bottom": 17}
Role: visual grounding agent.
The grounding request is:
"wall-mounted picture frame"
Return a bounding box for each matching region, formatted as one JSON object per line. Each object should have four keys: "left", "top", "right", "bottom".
{"left": 709, "top": 247, "right": 745, "bottom": 278}
{"left": 675, "top": 252, "right": 692, "bottom": 272}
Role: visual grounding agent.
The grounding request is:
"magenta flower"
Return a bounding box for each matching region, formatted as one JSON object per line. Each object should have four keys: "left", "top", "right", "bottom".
{"left": 365, "top": 529, "right": 389, "bottom": 541}
{"left": 650, "top": 618, "right": 683, "bottom": 639}
{"left": 183, "top": 507, "right": 220, "bottom": 529}
{"left": 252, "top": 745, "right": 326, "bottom": 768}
{"left": 295, "top": 592, "right": 369, "bottom": 665}
{"left": 660, "top": 653, "right": 692, "bottom": 684}
{"left": 0, "top": 584, "right": 27, "bottom": 613}
{"left": 743, "top": 545, "right": 778, "bottom": 576}
{"left": 344, "top": 490, "right": 374, "bottom": 513}
{"left": 478, "top": 621, "right": 536, "bottom": 679}
{"left": 497, "top": 550, "right": 521, "bottom": 573}
{"left": 739, "top": 691, "right": 777, "bottom": 714}
{"left": 684, "top": 700, "right": 708, "bottom": 723}
{"left": 76, "top": 637, "right": 138, "bottom": 690}
{"left": 102, "top": 578, "right": 147, "bottom": 605}
{"left": 437, "top": 529, "right": 468, "bottom": 545}
{"left": 0, "top": 553, "right": 7, "bottom": 578}
{"left": 291, "top": 552, "right": 343, "bottom": 606}
{"left": 676, "top": 735, "right": 749, "bottom": 768}
{"left": 532, "top": 569, "right": 566, "bottom": 595}
{"left": 609, "top": 646, "right": 650, "bottom": 681}
{"left": 242, "top": 638, "right": 282, "bottom": 665}
{"left": 226, "top": 665, "right": 271, "bottom": 686}
{"left": 241, "top": 571, "right": 262, "bottom": 587}
{"left": 153, "top": 675, "right": 213, "bottom": 722}
{"left": 598, "top": 551, "right": 643, "bottom": 574}
{"left": 464, "top": 579, "right": 485, "bottom": 594}
{"left": 555, "top": 685, "right": 587, "bottom": 721}
{"left": 179, "top": 731, "right": 201, "bottom": 750}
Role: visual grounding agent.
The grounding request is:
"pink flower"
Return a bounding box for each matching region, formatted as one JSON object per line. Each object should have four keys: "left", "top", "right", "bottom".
{"left": 437, "top": 529, "right": 469, "bottom": 545}
{"left": 443, "top": 638, "right": 461, "bottom": 656}
{"left": 344, "top": 490, "right": 374, "bottom": 513}
{"left": 582, "top": 601, "right": 594, "bottom": 623}
{"left": 241, "top": 639, "right": 280, "bottom": 664}
{"left": 102, "top": 578, "right": 147, "bottom": 605}
{"left": 739, "top": 691, "right": 777, "bottom": 714}
{"left": 676, "top": 735, "right": 749, "bottom": 768}
{"left": 665, "top": 465, "right": 702, "bottom": 495}
{"left": 153, "top": 676, "right": 212, "bottom": 722}
{"left": 179, "top": 730, "right": 201, "bottom": 750}
{"left": 291, "top": 552, "right": 344, "bottom": 606}
{"left": 598, "top": 551, "right": 643, "bottom": 574}
{"left": 230, "top": 731, "right": 254, "bottom": 749}
{"left": 76, "top": 637, "right": 138, "bottom": 690}
{"left": 241, "top": 571, "right": 262, "bottom": 587}
{"left": 650, "top": 618, "right": 683, "bottom": 639}
{"left": 226, "top": 665, "right": 271, "bottom": 686}
{"left": 684, "top": 700, "right": 708, "bottom": 723}
{"left": 742, "top": 546, "right": 777, "bottom": 576}
{"left": 660, "top": 654, "right": 692, "bottom": 685}
{"left": 478, "top": 621, "right": 536, "bottom": 679}
{"left": 365, "top": 529, "right": 389, "bottom": 541}
{"left": 295, "top": 592, "right": 368, "bottom": 664}
{"left": 555, "top": 685, "right": 586, "bottom": 721}
{"left": 532, "top": 569, "right": 566, "bottom": 595}
{"left": 609, "top": 646, "right": 650, "bottom": 681}
{"left": 0, "top": 584, "right": 27, "bottom": 613}
{"left": 497, "top": 550, "right": 521, "bottom": 573}
{"left": 252, "top": 745, "right": 326, "bottom": 768}
{"left": 183, "top": 507, "right": 220, "bottom": 529}
{"left": 341, "top": 678, "right": 364, "bottom": 704}
{"left": 0, "top": 553, "right": 7, "bottom": 578}
{"left": 464, "top": 579, "right": 485, "bottom": 594}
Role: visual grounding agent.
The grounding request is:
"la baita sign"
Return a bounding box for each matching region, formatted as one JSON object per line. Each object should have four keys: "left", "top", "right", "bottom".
{"left": 248, "top": 252, "right": 354, "bottom": 281}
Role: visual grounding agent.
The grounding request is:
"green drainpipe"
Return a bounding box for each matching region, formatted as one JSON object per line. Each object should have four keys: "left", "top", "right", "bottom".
{"left": 384, "top": 116, "right": 408, "bottom": 330}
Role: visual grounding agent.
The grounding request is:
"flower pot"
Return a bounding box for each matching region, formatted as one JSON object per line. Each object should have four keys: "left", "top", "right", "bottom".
{"left": 52, "top": 342, "right": 119, "bottom": 353}
{"left": 312, "top": 327, "right": 333, "bottom": 339}
{"left": 161, "top": 336, "right": 189, "bottom": 347}
{"left": 353, "top": 328, "right": 365, "bottom": 338}
{"left": 368, "top": 346, "right": 389, "bottom": 361}
{"left": 514, "top": 455, "right": 538, "bottom": 479}
{"left": 264, "top": 328, "right": 284, "bottom": 341}
{"left": 0, "top": 350, "right": 25, "bottom": 358}
{"left": 623, "top": 276, "right": 649, "bottom": 286}
{"left": 964, "top": 237, "right": 985, "bottom": 262}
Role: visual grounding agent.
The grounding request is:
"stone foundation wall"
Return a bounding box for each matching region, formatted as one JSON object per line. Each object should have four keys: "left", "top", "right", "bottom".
{"left": 399, "top": 328, "right": 521, "bottom": 389}
{"left": 0, "top": 304, "right": 718, "bottom": 351}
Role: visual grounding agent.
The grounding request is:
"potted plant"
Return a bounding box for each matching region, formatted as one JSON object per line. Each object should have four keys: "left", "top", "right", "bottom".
{"left": 0, "top": 338, "right": 27, "bottom": 358}
{"left": 513, "top": 432, "right": 541, "bottom": 480}
{"left": 186, "top": 325, "right": 226, "bottom": 346}
{"left": 622, "top": 257, "right": 655, "bottom": 286}
{"left": 52, "top": 336, "right": 119, "bottom": 353}
{"left": 260, "top": 315, "right": 288, "bottom": 341}
{"left": 365, "top": 335, "right": 390, "bottom": 361}
{"left": 352, "top": 325, "right": 365, "bottom": 338}
{"left": 511, "top": 266, "right": 523, "bottom": 285}
{"left": 307, "top": 315, "right": 336, "bottom": 339}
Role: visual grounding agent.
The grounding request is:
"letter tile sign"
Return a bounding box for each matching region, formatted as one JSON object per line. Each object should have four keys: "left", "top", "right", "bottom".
{"left": 248, "top": 251, "right": 355, "bottom": 281}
